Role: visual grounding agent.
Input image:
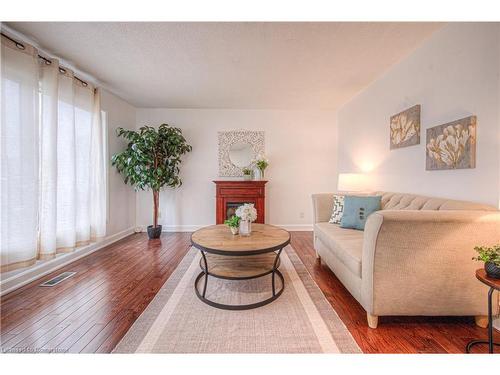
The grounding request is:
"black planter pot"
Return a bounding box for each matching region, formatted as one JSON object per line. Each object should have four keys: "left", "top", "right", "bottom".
{"left": 147, "top": 225, "right": 162, "bottom": 239}
{"left": 485, "top": 262, "right": 500, "bottom": 279}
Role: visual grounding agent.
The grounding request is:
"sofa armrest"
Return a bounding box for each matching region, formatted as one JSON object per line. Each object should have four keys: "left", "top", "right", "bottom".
{"left": 361, "top": 210, "right": 500, "bottom": 316}
{"left": 311, "top": 193, "right": 336, "bottom": 224}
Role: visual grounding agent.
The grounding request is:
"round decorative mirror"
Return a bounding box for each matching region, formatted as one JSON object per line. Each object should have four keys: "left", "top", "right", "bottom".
{"left": 228, "top": 142, "right": 254, "bottom": 168}
{"left": 218, "top": 130, "right": 264, "bottom": 176}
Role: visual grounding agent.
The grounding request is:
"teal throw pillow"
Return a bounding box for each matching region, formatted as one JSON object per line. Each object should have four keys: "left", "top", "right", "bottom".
{"left": 340, "top": 195, "right": 381, "bottom": 230}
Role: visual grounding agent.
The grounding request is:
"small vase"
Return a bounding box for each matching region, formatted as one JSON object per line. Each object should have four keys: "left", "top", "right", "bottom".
{"left": 243, "top": 174, "right": 252, "bottom": 181}
{"left": 253, "top": 168, "right": 262, "bottom": 180}
{"left": 230, "top": 226, "right": 239, "bottom": 235}
{"left": 485, "top": 262, "right": 500, "bottom": 279}
{"left": 239, "top": 220, "right": 252, "bottom": 236}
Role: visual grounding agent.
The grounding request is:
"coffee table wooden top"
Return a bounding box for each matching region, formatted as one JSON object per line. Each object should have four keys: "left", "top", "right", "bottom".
{"left": 191, "top": 224, "right": 290, "bottom": 255}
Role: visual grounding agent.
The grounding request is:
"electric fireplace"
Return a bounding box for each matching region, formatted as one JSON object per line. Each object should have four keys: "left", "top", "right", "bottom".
{"left": 213, "top": 180, "right": 267, "bottom": 224}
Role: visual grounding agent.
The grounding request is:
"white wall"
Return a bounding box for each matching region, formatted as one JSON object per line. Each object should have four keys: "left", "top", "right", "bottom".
{"left": 101, "top": 89, "right": 137, "bottom": 235}
{"left": 135, "top": 109, "right": 337, "bottom": 230}
{"left": 338, "top": 23, "right": 500, "bottom": 206}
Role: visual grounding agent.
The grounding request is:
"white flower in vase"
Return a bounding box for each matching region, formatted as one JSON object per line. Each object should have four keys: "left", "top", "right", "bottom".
{"left": 235, "top": 203, "right": 257, "bottom": 222}
{"left": 235, "top": 203, "right": 257, "bottom": 236}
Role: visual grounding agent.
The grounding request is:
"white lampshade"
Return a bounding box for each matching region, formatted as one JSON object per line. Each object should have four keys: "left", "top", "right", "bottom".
{"left": 337, "top": 173, "right": 368, "bottom": 192}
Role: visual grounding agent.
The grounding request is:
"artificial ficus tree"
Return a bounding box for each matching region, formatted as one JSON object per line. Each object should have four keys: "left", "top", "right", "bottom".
{"left": 111, "top": 124, "right": 192, "bottom": 230}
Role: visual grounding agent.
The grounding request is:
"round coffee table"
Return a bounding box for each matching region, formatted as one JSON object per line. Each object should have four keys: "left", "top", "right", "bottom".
{"left": 191, "top": 223, "right": 290, "bottom": 310}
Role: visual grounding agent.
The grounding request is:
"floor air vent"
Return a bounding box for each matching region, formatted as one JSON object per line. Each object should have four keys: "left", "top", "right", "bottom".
{"left": 40, "top": 272, "right": 76, "bottom": 287}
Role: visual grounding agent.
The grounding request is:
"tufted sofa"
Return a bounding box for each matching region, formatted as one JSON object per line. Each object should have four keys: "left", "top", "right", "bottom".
{"left": 312, "top": 191, "right": 500, "bottom": 328}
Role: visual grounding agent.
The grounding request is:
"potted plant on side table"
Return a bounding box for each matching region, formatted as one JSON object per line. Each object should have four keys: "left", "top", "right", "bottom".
{"left": 472, "top": 244, "right": 500, "bottom": 279}
{"left": 112, "top": 124, "right": 192, "bottom": 239}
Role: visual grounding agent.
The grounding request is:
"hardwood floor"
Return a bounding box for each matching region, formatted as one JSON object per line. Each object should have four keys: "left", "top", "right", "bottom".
{"left": 1, "top": 231, "right": 498, "bottom": 353}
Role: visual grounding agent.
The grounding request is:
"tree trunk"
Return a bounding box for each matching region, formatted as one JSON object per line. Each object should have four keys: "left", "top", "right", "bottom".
{"left": 153, "top": 190, "right": 159, "bottom": 228}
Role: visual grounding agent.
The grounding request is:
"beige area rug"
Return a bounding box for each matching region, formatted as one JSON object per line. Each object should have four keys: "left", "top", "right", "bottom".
{"left": 113, "top": 246, "right": 361, "bottom": 353}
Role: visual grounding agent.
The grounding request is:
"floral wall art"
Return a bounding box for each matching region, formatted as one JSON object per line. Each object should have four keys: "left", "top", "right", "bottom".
{"left": 390, "top": 104, "right": 421, "bottom": 149}
{"left": 426, "top": 116, "right": 476, "bottom": 170}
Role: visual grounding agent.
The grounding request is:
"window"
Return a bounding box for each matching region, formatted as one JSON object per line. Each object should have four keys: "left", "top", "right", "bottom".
{"left": 1, "top": 36, "right": 106, "bottom": 272}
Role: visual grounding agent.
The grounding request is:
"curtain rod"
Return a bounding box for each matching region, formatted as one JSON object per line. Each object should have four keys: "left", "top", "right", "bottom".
{"left": 1, "top": 32, "right": 89, "bottom": 88}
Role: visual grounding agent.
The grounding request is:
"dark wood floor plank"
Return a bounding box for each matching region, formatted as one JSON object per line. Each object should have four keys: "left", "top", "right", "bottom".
{"left": 1, "top": 237, "right": 157, "bottom": 349}
{"left": 1, "top": 231, "right": 498, "bottom": 353}
{"left": 47, "top": 234, "right": 191, "bottom": 352}
{"left": 0, "top": 235, "right": 145, "bottom": 333}
{"left": 1, "top": 235, "right": 136, "bottom": 310}
{"left": 60, "top": 233, "right": 190, "bottom": 352}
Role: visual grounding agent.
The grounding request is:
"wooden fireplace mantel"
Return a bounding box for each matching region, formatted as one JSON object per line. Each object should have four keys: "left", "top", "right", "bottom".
{"left": 214, "top": 180, "right": 267, "bottom": 224}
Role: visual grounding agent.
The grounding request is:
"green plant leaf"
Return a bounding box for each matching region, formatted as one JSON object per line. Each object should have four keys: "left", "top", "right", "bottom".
{"left": 111, "top": 124, "right": 192, "bottom": 192}
{"left": 472, "top": 244, "right": 500, "bottom": 266}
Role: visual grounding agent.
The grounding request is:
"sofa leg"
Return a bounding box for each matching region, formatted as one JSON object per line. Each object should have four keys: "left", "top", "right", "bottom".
{"left": 475, "top": 315, "right": 488, "bottom": 328}
{"left": 367, "top": 313, "right": 378, "bottom": 329}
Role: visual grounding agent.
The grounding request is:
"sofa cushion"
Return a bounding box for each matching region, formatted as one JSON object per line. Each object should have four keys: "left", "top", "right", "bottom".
{"left": 314, "top": 222, "right": 363, "bottom": 276}
{"left": 376, "top": 191, "right": 496, "bottom": 211}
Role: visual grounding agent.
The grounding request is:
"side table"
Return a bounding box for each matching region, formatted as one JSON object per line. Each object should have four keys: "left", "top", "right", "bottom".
{"left": 466, "top": 269, "right": 500, "bottom": 354}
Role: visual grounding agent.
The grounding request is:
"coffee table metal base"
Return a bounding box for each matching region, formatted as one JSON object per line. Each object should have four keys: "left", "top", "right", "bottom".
{"left": 194, "top": 269, "right": 284, "bottom": 310}
{"left": 194, "top": 247, "right": 285, "bottom": 310}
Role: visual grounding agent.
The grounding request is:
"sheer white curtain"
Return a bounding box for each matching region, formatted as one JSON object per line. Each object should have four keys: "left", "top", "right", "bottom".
{"left": 39, "top": 57, "right": 58, "bottom": 259}
{"left": 90, "top": 88, "right": 106, "bottom": 240}
{"left": 39, "top": 62, "right": 107, "bottom": 258}
{"left": 1, "top": 35, "right": 107, "bottom": 271}
{"left": 0, "top": 36, "right": 40, "bottom": 271}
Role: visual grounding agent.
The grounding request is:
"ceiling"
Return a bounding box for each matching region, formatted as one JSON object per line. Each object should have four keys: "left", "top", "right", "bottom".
{"left": 7, "top": 22, "right": 442, "bottom": 109}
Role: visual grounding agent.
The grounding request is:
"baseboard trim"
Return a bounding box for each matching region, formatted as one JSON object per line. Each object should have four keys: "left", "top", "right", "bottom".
{"left": 137, "top": 224, "right": 313, "bottom": 232}
{"left": 0, "top": 227, "right": 135, "bottom": 296}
